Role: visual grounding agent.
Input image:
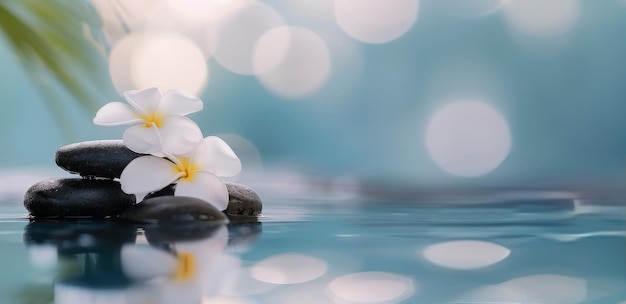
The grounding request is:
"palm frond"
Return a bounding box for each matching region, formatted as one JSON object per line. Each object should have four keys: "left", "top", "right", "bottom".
{"left": 0, "top": 0, "right": 110, "bottom": 136}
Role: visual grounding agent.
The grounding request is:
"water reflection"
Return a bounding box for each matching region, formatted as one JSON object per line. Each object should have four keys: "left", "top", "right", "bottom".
{"left": 9, "top": 194, "right": 625, "bottom": 303}
{"left": 23, "top": 219, "right": 262, "bottom": 303}
{"left": 422, "top": 240, "right": 510, "bottom": 270}
{"left": 251, "top": 253, "right": 328, "bottom": 284}
{"left": 326, "top": 271, "right": 415, "bottom": 304}
{"left": 459, "top": 274, "right": 587, "bottom": 303}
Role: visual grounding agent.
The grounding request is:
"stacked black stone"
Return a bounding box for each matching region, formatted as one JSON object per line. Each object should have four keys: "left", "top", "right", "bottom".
{"left": 23, "top": 140, "right": 263, "bottom": 220}
{"left": 24, "top": 140, "right": 139, "bottom": 219}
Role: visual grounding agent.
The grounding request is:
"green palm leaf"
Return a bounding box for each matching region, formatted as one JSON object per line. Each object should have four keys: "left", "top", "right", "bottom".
{"left": 0, "top": 0, "right": 110, "bottom": 136}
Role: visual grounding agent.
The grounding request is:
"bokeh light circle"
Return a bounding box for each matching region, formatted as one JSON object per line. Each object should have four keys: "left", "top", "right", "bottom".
{"left": 460, "top": 274, "right": 587, "bottom": 303}
{"left": 251, "top": 26, "right": 291, "bottom": 75}
{"left": 211, "top": 1, "right": 285, "bottom": 75}
{"left": 255, "top": 26, "right": 331, "bottom": 99}
{"left": 164, "top": 0, "right": 217, "bottom": 21}
{"left": 426, "top": 101, "right": 511, "bottom": 177}
{"left": 109, "top": 31, "right": 208, "bottom": 95}
{"left": 334, "top": 0, "right": 419, "bottom": 43}
{"left": 91, "top": 0, "right": 165, "bottom": 44}
{"left": 327, "top": 272, "right": 415, "bottom": 303}
{"left": 438, "top": 0, "right": 505, "bottom": 18}
{"left": 422, "top": 240, "right": 511, "bottom": 270}
{"left": 250, "top": 253, "right": 328, "bottom": 284}
{"left": 503, "top": 0, "right": 580, "bottom": 37}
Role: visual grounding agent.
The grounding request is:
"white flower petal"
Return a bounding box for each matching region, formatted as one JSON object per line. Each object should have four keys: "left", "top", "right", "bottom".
{"left": 175, "top": 172, "right": 229, "bottom": 210}
{"left": 93, "top": 102, "right": 142, "bottom": 126}
{"left": 160, "top": 116, "right": 204, "bottom": 155}
{"left": 193, "top": 136, "right": 242, "bottom": 177}
{"left": 123, "top": 124, "right": 164, "bottom": 156}
{"left": 159, "top": 89, "right": 203, "bottom": 116}
{"left": 120, "top": 155, "right": 181, "bottom": 194}
{"left": 123, "top": 87, "right": 161, "bottom": 115}
{"left": 135, "top": 193, "right": 148, "bottom": 202}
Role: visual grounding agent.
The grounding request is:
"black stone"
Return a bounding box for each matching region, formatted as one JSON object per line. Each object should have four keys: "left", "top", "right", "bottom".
{"left": 143, "top": 184, "right": 175, "bottom": 200}
{"left": 224, "top": 182, "right": 262, "bottom": 216}
{"left": 24, "top": 178, "right": 136, "bottom": 218}
{"left": 55, "top": 140, "right": 143, "bottom": 179}
{"left": 120, "top": 196, "right": 228, "bottom": 224}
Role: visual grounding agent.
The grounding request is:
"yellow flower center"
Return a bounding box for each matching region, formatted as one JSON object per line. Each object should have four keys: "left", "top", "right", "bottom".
{"left": 142, "top": 112, "right": 163, "bottom": 128}
{"left": 173, "top": 252, "right": 196, "bottom": 282}
{"left": 176, "top": 157, "right": 200, "bottom": 181}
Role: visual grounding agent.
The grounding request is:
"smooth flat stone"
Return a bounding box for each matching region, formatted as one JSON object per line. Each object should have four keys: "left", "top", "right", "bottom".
{"left": 224, "top": 182, "right": 262, "bottom": 216}
{"left": 120, "top": 196, "right": 228, "bottom": 224}
{"left": 56, "top": 140, "right": 142, "bottom": 179}
{"left": 143, "top": 183, "right": 263, "bottom": 216}
{"left": 24, "top": 178, "right": 136, "bottom": 218}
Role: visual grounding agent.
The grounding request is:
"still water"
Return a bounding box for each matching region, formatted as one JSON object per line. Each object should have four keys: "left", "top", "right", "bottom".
{"left": 0, "top": 189, "right": 624, "bottom": 303}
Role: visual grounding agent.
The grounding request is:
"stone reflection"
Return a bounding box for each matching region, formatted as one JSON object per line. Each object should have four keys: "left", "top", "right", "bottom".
{"left": 228, "top": 221, "right": 263, "bottom": 253}
{"left": 23, "top": 219, "right": 263, "bottom": 303}
{"left": 24, "top": 220, "right": 136, "bottom": 289}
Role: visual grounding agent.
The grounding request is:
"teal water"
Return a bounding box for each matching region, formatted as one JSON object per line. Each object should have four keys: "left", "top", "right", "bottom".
{"left": 0, "top": 191, "right": 624, "bottom": 303}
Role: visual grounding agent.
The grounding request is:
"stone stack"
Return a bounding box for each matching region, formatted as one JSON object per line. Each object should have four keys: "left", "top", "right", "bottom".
{"left": 24, "top": 140, "right": 262, "bottom": 221}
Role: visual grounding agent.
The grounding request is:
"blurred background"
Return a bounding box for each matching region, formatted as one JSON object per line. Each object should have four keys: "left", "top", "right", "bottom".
{"left": 1, "top": 0, "right": 625, "bottom": 190}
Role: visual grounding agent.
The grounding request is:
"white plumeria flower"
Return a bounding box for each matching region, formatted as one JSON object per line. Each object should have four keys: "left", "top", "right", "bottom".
{"left": 93, "top": 87, "right": 204, "bottom": 156}
{"left": 120, "top": 136, "right": 241, "bottom": 210}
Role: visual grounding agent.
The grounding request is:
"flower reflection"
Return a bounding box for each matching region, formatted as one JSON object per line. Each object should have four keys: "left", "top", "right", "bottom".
{"left": 121, "top": 245, "right": 177, "bottom": 281}
{"left": 55, "top": 284, "right": 143, "bottom": 303}
{"left": 119, "top": 224, "right": 238, "bottom": 303}
{"left": 23, "top": 220, "right": 263, "bottom": 304}
{"left": 27, "top": 244, "right": 58, "bottom": 270}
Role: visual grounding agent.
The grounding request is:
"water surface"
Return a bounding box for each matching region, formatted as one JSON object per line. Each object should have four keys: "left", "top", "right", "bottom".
{"left": 0, "top": 190, "right": 624, "bottom": 303}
